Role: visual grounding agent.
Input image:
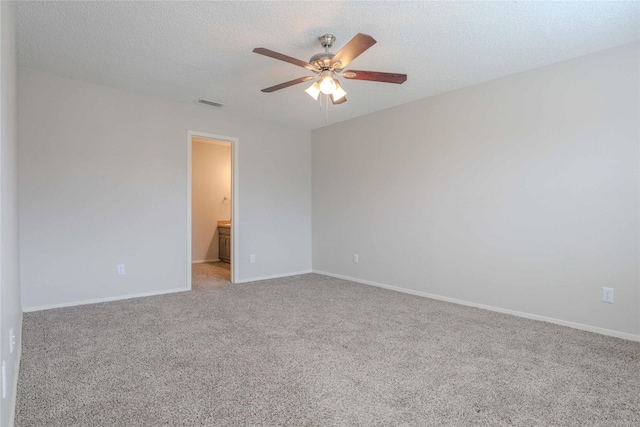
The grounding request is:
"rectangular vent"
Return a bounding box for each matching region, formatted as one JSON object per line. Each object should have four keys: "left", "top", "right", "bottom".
{"left": 198, "top": 99, "right": 224, "bottom": 108}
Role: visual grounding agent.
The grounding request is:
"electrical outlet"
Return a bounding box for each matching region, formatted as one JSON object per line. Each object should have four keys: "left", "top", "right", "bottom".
{"left": 250, "top": 254, "right": 256, "bottom": 264}
{"left": 117, "top": 264, "right": 125, "bottom": 275}
{"left": 602, "top": 287, "right": 614, "bottom": 304}
{"left": 9, "top": 328, "right": 15, "bottom": 354}
{"left": 353, "top": 253, "right": 359, "bottom": 264}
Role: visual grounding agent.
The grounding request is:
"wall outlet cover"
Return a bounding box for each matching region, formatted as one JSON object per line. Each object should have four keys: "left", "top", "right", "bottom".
{"left": 602, "top": 287, "right": 614, "bottom": 304}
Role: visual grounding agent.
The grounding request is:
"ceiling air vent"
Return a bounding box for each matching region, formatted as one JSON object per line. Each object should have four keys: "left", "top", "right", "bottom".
{"left": 198, "top": 99, "right": 224, "bottom": 108}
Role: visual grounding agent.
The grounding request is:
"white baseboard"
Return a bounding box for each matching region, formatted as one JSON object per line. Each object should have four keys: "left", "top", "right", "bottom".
{"left": 235, "top": 270, "right": 313, "bottom": 284}
{"left": 22, "top": 287, "right": 189, "bottom": 313}
{"left": 192, "top": 258, "right": 220, "bottom": 264}
{"left": 9, "top": 310, "right": 23, "bottom": 427}
{"left": 312, "top": 270, "right": 640, "bottom": 343}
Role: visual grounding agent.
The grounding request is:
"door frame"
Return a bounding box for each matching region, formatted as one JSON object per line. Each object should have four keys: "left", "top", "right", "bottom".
{"left": 187, "top": 130, "right": 239, "bottom": 287}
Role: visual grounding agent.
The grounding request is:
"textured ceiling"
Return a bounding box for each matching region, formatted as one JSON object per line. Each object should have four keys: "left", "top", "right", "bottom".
{"left": 16, "top": 1, "right": 640, "bottom": 130}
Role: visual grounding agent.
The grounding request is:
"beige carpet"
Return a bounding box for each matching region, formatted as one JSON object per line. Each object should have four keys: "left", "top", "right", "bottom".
{"left": 192, "top": 261, "right": 231, "bottom": 290}
{"left": 15, "top": 272, "right": 640, "bottom": 426}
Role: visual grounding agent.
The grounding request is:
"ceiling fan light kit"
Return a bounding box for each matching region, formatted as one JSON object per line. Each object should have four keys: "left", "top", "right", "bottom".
{"left": 253, "top": 33, "right": 407, "bottom": 107}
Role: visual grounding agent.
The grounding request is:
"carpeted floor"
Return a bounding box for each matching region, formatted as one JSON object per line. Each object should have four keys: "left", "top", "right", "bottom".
{"left": 15, "top": 272, "right": 640, "bottom": 426}
{"left": 192, "top": 261, "right": 231, "bottom": 290}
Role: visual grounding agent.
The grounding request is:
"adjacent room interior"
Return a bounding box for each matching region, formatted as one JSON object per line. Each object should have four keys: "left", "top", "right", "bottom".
{"left": 0, "top": 2, "right": 638, "bottom": 426}
{"left": 190, "top": 136, "right": 233, "bottom": 288}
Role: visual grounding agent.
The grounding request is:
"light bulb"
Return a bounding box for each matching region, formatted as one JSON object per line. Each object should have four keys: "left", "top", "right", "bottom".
{"left": 319, "top": 74, "right": 336, "bottom": 95}
{"left": 305, "top": 82, "right": 320, "bottom": 100}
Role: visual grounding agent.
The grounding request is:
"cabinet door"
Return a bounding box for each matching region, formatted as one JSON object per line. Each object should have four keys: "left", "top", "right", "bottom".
{"left": 219, "top": 235, "right": 231, "bottom": 262}
{"left": 219, "top": 236, "right": 226, "bottom": 260}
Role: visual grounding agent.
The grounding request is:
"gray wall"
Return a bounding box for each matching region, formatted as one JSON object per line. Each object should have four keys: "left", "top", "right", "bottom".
{"left": 19, "top": 68, "right": 312, "bottom": 310}
{"left": 1, "top": 2, "right": 22, "bottom": 425}
{"left": 312, "top": 42, "right": 640, "bottom": 339}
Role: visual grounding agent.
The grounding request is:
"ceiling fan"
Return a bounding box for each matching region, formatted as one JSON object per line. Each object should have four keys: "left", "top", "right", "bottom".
{"left": 253, "top": 33, "right": 407, "bottom": 105}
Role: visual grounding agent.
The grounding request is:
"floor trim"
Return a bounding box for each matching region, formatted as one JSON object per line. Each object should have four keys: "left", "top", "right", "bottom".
{"left": 22, "top": 287, "right": 188, "bottom": 312}
{"left": 192, "top": 258, "right": 220, "bottom": 264}
{"left": 9, "top": 310, "right": 23, "bottom": 427}
{"left": 313, "top": 270, "right": 640, "bottom": 342}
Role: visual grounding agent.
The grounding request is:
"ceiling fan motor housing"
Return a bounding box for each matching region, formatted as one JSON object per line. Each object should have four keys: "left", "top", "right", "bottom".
{"left": 309, "top": 52, "right": 335, "bottom": 70}
{"left": 310, "top": 34, "right": 343, "bottom": 71}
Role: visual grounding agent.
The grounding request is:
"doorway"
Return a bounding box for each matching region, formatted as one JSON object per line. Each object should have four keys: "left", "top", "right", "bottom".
{"left": 187, "top": 131, "right": 238, "bottom": 288}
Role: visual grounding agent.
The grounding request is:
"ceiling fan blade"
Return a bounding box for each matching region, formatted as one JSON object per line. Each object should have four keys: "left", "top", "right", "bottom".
{"left": 253, "top": 48, "right": 316, "bottom": 71}
{"left": 330, "top": 33, "right": 376, "bottom": 69}
{"left": 342, "top": 70, "right": 407, "bottom": 84}
{"left": 330, "top": 94, "right": 347, "bottom": 105}
{"left": 261, "top": 76, "right": 315, "bottom": 93}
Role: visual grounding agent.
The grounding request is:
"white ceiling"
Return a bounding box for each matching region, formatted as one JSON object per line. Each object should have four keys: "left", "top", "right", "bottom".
{"left": 16, "top": 1, "right": 640, "bottom": 130}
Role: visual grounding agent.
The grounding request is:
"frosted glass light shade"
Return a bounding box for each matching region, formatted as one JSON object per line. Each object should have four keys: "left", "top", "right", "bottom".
{"left": 332, "top": 82, "right": 347, "bottom": 101}
{"left": 305, "top": 82, "right": 320, "bottom": 100}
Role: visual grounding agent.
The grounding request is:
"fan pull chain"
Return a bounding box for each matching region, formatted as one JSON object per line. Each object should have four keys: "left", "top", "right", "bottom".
{"left": 325, "top": 95, "right": 329, "bottom": 124}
